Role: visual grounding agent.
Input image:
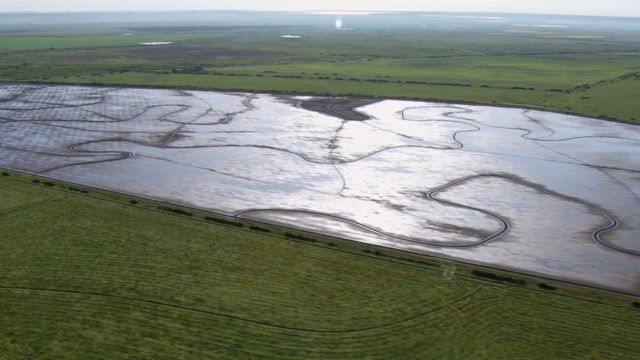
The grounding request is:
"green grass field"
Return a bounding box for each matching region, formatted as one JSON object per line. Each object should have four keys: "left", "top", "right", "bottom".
{"left": 2, "top": 13, "right": 640, "bottom": 358}
{"left": 1, "top": 170, "right": 639, "bottom": 359}
{"left": 1, "top": 16, "right": 639, "bottom": 123}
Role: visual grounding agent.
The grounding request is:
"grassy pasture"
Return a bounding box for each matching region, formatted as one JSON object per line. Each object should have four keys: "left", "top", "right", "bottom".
{"left": 544, "top": 76, "right": 640, "bottom": 121}
{"left": 1, "top": 170, "right": 639, "bottom": 359}
{"left": 1, "top": 19, "right": 639, "bottom": 122}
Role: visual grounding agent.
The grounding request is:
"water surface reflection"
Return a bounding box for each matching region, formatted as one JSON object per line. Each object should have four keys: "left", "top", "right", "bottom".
{"left": 1, "top": 84, "right": 638, "bottom": 294}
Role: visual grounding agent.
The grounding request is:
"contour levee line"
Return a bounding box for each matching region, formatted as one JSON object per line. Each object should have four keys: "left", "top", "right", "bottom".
{"left": 531, "top": 136, "right": 640, "bottom": 203}
{"left": 522, "top": 108, "right": 640, "bottom": 201}
{"left": 237, "top": 174, "right": 637, "bottom": 255}
{"left": 37, "top": 144, "right": 133, "bottom": 175}
{"left": 221, "top": 94, "right": 254, "bottom": 124}
{"left": 236, "top": 207, "right": 500, "bottom": 248}
{"left": 439, "top": 175, "right": 634, "bottom": 255}
{"left": 426, "top": 175, "right": 511, "bottom": 245}
{"left": 522, "top": 109, "right": 556, "bottom": 140}
{"left": 0, "top": 86, "right": 116, "bottom": 111}
{"left": 413, "top": 107, "right": 639, "bottom": 172}
{"left": 361, "top": 120, "right": 467, "bottom": 150}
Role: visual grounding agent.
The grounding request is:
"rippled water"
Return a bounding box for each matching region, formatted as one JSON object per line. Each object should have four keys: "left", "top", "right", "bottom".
{"left": 1, "top": 84, "right": 639, "bottom": 294}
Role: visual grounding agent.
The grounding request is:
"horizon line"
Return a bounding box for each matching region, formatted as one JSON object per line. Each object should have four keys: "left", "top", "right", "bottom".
{"left": 0, "top": 9, "right": 639, "bottom": 19}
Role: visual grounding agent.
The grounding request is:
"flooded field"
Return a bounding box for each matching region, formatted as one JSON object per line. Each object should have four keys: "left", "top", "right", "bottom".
{"left": 1, "top": 84, "right": 639, "bottom": 294}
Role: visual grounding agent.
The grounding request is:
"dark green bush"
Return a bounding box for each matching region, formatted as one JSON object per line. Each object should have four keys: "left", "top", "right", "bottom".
{"left": 249, "top": 225, "right": 270, "bottom": 233}
{"left": 158, "top": 206, "right": 193, "bottom": 217}
{"left": 204, "top": 216, "right": 243, "bottom": 227}
{"left": 403, "top": 258, "right": 438, "bottom": 267}
{"left": 472, "top": 270, "right": 526, "bottom": 285}
{"left": 284, "top": 232, "right": 316, "bottom": 243}
{"left": 539, "top": 283, "right": 556, "bottom": 291}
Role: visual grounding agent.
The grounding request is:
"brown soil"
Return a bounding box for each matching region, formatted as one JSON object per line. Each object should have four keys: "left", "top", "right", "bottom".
{"left": 279, "top": 96, "right": 379, "bottom": 120}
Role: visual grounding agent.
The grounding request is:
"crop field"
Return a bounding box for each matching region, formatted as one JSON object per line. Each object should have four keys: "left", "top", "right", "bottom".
{"left": 1, "top": 11, "right": 639, "bottom": 123}
{"left": 1, "top": 170, "right": 639, "bottom": 359}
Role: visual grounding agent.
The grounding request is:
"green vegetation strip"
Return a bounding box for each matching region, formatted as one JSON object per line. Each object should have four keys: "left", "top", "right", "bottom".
{"left": 1, "top": 169, "right": 639, "bottom": 359}
{"left": 1, "top": 25, "right": 639, "bottom": 123}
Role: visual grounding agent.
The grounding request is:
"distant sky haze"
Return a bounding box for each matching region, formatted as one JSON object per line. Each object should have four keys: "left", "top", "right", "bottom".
{"left": 2, "top": 0, "right": 639, "bottom": 17}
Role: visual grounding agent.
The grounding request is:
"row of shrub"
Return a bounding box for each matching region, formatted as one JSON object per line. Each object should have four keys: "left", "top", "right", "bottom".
{"left": 257, "top": 229, "right": 340, "bottom": 247}
{"left": 472, "top": 269, "right": 526, "bottom": 285}
{"left": 30, "top": 178, "right": 91, "bottom": 194}
{"left": 67, "top": 187, "right": 89, "bottom": 194}
{"left": 157, "top": 206, "right": 193, "bottom": 217}
{"left": 363, "top": 249, "right": 384, "bottom": 256}
{"left": 199, "top": 70, "right": 545, "bottom": 91}
{"left": 403, "top": 257, "right": 438, "bottom": 267}
{"left": 20, "top": 171, "right": 636, "bottom": 301}
{"left": 31, "top": 179, "right": 55, "bottom": 187}
{"left": 204, "top": 216, "right": 243, "bottom": 228}
{"left": 284, "top": 232, "right": 317, "bottom": 243}
{"left": 249, "top": 225, "right": 270, "bottom": 233}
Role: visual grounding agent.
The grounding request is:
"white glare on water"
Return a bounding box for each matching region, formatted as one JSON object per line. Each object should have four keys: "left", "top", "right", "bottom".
{"left": 1, "top": 84, "right": 639, "bottom": 295}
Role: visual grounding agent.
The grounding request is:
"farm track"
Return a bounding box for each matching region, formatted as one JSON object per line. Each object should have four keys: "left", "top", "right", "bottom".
{"left": 0, "top": 285, "right": 478, "bottom": 334}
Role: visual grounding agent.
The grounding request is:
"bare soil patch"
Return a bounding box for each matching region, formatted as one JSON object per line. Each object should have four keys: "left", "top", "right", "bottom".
{"left": 280, "top": 96, "right": 379, "bottom": 120}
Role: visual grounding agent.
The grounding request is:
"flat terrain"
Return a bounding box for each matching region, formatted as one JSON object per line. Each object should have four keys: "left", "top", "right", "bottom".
{"left": 0, "top": 11, "right": 639, "bottom": 123}
{"left": 1, "top": 11, "right": 640, "bottom": 359}
{"left": 2, "top": 84, "right": 639, "bottom": 294}
{"left": 1, "top": 170, "right": 639, "bottom": 359}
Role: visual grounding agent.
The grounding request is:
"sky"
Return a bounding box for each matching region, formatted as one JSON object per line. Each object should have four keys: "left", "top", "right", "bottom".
{"left": 1, "top": 0, "right": 639, "bottom": 18}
